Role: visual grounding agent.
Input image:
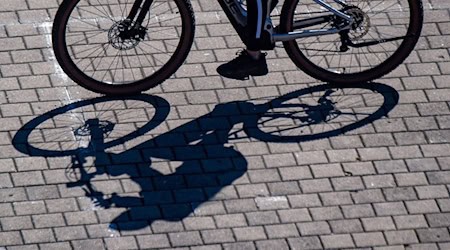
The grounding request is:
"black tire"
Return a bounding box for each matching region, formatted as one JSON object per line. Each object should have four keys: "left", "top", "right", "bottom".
{"left": 244, "top": 83, "right": 399, "bottom": 142}
{"left": 280, "top": 0, "right": 423, "bottom": 84}
{"left": 53, "top": 0, "right": 195, "bottom": 95}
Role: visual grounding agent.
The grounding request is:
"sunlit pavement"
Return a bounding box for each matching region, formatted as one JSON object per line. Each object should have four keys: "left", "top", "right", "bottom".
{"left": 0, "top": 0, "right": 450, "bottom": 249}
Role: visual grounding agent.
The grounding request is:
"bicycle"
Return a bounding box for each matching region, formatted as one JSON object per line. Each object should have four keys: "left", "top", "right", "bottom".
{"left": 52, "top": 0, "right": 423, "bottom": 95}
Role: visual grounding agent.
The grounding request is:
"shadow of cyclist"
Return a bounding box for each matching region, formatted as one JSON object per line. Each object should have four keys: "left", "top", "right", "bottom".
{"left": 13, "top": 82, "right": 399, "bottom": 232}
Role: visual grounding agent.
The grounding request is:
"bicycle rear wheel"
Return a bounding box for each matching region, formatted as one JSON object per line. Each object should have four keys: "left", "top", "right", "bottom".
{"left": 53, "top": 0, "right": 195, "bottom": 95}
{"left": 280, "top": 0, "right": 423, "bottom": 84}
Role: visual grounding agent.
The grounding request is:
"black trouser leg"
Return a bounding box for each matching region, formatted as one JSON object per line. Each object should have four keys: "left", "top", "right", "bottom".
{"left": 246, "top": 0, "right": 269, "bottom": 51}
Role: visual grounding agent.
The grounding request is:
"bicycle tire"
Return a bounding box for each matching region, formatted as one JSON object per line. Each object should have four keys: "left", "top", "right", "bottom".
{"left": 280, "top": 0, "right": 423, "bottom": 84}
{"left": 13, "top": 95, "right": 170, "bottom": 157}
{"left": 53, "top": 0, "right": 195, "bottom": 95}
{"left": 244, "top": 83, "right": 399, "bottom": 142}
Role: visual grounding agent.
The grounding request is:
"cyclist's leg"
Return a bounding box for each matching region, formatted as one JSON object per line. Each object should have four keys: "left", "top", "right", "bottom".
{"left": 246, "top": 0, "right": 269, "bottom": 54}
{"left": 216, "top": 0, "right": 269, "bottom": 79}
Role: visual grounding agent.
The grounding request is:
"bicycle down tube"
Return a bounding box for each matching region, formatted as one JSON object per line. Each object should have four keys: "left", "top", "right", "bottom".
{"left": 216, "top": 0, "right": 355, "bottom": 44}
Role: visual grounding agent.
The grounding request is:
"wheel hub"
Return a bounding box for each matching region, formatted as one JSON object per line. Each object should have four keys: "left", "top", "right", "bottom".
{"left": 108, "top": 20, "right": 147, "bottom": 50}
{"left": 345, "top": 7, "right": 370, "bottom": 40}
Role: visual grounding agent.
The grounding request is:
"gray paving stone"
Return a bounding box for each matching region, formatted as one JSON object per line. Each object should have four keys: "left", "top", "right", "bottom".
{"left": 32, "top": 214, "right": 65, "bottom": 228}
{"left": 137, "top": 234, "right": 171, "bottom": 249}
{"left": 255, "top": 239, "right": 289, "bottom": 250}
{"left": 246, "top": 211, "right": 280, "bottom": 226}
{"left": 342, "top": 204, "right": 376, "bottom": 219}
{"left": 169, "top": 231, "right": 203, "bottom": 247}
{"left": 214, "top": 214, "right": 247, "bottom": 228}
{"left": 416, "top": 228, "right": 450, "bottom": 243}
{"left": 310, "top": 206, "right": 343, "bottom": 221}
{"left": 394, "top": 215, "right": 428, "bottom": 230}
{"left": 0, "top": 216, "right": 33, "bottom": 231}
{"left": 223, "top": 242, "right": 256, "bottom": 250}
{"left": 104, "top": 237, "right": 138, "bottom": 250}
{"left": 362, "top": 217, "right": 396, "bottom": 231}
{"left": 297, "top": 221, "right": 331, "bottom": 236}
{"left": 287, "top": 236, "right": 322, "bottom": 250}
{"left": 320, "top": 234, "right": 355, "bottom": 249}
{"left": 353, "top": 232, "right": 387, "bottom": 247}
{"left": 319, "top": 191, "right": 353, "bottom": 206}
{"left": 0, "top": 232, "right": 23, "bottom": 246}
{"left": 265, "top": 224, "right": 299, "bottom": 239}
{"left": 329, "top": 219, "right": 364, "bottom": 234}
{"left": 287, "top": 194, "right": 322, "bottom": 208}
{"left": 38, "top": 242, "right": 72, "bottom": 250}
{"left": 54, "top": 226, "right": 88, "bottom": 241}
{"left": 71, "top": 239, "right": 105, "bottom": 250}
{"left": 373, "top": 202, "right": 408, "bottom": 216}
{"left": 183, "top": 217, "right": 216, "bottom": 231}
{"left": 233, "top": 226, "right": 267, "bottom": 241}
{"left": 22, "top": 229, "right": 55, "bottom": 244}
{"left": 201, "top": 229, "right": 234, "bottom": 244}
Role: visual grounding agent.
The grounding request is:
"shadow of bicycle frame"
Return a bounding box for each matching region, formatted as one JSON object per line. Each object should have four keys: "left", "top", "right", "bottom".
{"left": 13, "top": 82, "right": 399, "bottom": 231}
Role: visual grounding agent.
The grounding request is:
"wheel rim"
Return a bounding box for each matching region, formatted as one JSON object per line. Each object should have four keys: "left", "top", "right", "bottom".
{"left": 62, "top": 0, "right": 186, "bottom": 86}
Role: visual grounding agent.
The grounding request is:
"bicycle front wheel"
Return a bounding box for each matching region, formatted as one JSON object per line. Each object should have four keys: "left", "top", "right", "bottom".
{"left": 280, "top": 0, "right": 423, "bottom": 84}
{"left": 53, "top": 0, "right": 195, "bottom": 95}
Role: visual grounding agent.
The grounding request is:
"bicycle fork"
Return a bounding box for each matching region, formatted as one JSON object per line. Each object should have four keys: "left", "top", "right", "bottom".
{"left": 114, "top": 0, "right": 155, "bottom": 41}
{"left": 127, "top": 0, "right": 154, "bottom": 25}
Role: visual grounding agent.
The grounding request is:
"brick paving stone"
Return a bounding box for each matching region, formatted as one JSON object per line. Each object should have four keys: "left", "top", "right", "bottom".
{"left": 0, "top": 232, "right": 23, "bottom": 246}
{"left": 320, "top": 234, "right": 355, "bottom": 249}
{"left": 287, "top": 236, "right": 322, "bottom": 250}
{"left": 353, "top": 232, "right": 387, "bottom": 247}
{"left": 201, "top": 229, "right": 234, "bottom": 244}
{"left": 22, "top": 229, "right": 55, "bottom": 244}
{"left": 71, "top": 239, "right": 105, "bottom": 250}
{"left": 32, "top": 214, "right": 65, "bottom": 228}
{"left": 394, "top": 215, "right": 427, "bottom": 229}
{"left": 137, "top": 234, "right": 171, "bottom": 249}
{"left": 233, "top": 226, "right": 267, "bottom": 241}
{"left": 214, "top": 214, "right": 247, "bottom": 228}
{"left": 416, "top": 228, "right": 450, "bottom": 243}
{"left": 255, "top": 239, "right": 289, "bottom": 250}
{"left": 38, "top": 242, "right": 72, "bottom": 250}
{"left": 297, "top": 221, "right": 331, "bottom": 236}
{"left": 104, "top": 237, "right": 138, "bottom": 250}
{"left": 329, "top": 219, "right": 364, "bottom": 234}
{"left": 373, "top": 202, "right": 408, "bottom": 216}
{"left": 169, "top": 231, "right": 203, "bottom": 247}
{"left": 342, "top": 204, "right": 376, "bottom": 219}
{"left": 362, "top": 217, "right": 396, "bottom": 231}
{"left": 265, "top": 224, "right": 299, "bottom": 239}
{"left": 385, "top": 230, "right": 419, "bottom": 245}
{"left": 54, "top": 226, "right": 87, "bottom": 241}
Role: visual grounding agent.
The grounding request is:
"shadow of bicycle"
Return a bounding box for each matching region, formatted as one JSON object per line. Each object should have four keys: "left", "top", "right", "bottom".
{"left": 13, "top": 82, "right": 399, "bottom": 232}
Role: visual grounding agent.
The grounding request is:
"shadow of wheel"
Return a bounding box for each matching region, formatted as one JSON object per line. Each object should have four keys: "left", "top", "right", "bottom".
{"left": 244, "top": 82, "right": 399, "bottom": 142}
{"left": 13, "top": 95, "right": 170, "bottom": 157}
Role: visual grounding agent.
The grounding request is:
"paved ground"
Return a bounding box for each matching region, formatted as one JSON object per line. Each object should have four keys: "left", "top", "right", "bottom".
{"left": 0, "top": 0, "right": 450, "bottom": 249}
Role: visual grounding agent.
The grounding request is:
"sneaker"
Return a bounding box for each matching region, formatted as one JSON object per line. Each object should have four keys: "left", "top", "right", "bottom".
{"left": 217, "top": 50, "right": 268, "bottom": 80}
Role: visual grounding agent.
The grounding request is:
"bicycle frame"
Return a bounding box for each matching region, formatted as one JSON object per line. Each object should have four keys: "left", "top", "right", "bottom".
{"left": 126, "top": 0, "right": 353, "bottom": 46}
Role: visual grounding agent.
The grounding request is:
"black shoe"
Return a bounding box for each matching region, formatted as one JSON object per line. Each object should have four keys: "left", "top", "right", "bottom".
{"left": 217, "top": 50, "right": 268, "bottom": 80}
